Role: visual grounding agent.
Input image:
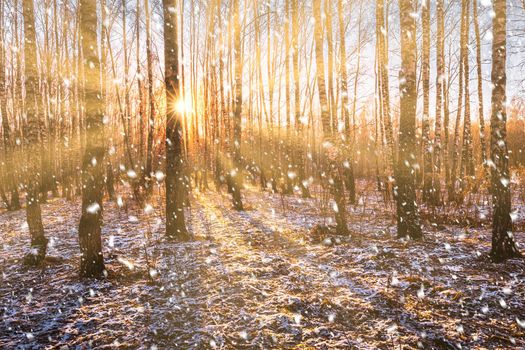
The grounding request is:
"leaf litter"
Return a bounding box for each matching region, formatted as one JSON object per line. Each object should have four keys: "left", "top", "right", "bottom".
{"left": 0, "top": 184, "right": 524, "bottom": 349}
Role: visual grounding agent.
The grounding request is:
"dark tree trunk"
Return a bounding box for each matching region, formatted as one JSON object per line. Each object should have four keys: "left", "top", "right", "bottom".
{"left": 78, "top": 0, "right": 106, "bottom": 277}
{"left": 106, "top": 163, "right": 115, "bottom": 200}
{"left": 24, "top": 184, "right": 48, "bottom": 265}
{"left": 0, "top": 185, "right": 9, "bottom": 209}
{"left": 489, "top": 0, "right": 521, "bottom": 262}
{"left": 163, "top": 0, "right": 190, "bottom": 240}
{"left": 22, "top": 0, "right": 48, "bottom": 265}
{"left": 396, "top": 0, "right": 422, "bottom": 240}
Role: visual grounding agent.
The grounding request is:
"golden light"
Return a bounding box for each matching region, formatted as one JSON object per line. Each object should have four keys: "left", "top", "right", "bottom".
{"left": 172, "top": 96, "right": 196, "bottom": 140}
{"left": 174, "top": 97, "right": 194, "bottom": 115}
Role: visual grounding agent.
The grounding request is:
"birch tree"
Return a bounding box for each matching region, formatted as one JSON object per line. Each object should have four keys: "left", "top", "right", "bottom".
{"left": 489, "top": 0, "right": 522, "bottom": 261}
{"left": 313, "top": 0, "right": 347, "bottom": 234}
{"left": 164, "top": 0, "right": 190, "bottom": 239}
{"left": 229, "top": 0, "right": 244, "bottom": 210}
{"left": 78, "top": 0, "right": 106, "bottom": 277}
{"left": 22, "top": 0, "right": 48, "bottom": 265}
{"left": 396, "top": 0, "right": 422, "bottom": 239}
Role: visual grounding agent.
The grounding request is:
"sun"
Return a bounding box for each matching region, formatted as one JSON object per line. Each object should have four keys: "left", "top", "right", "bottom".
{"left": 174, "top": 97, "right": 193, "bottom": 115}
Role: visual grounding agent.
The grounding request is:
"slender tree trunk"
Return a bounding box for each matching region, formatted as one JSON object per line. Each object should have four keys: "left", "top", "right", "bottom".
{"left": 229, "top": 0, "right": 243, "bottom": 210}
{"left": 136, "top": 0, "right": 145, "bottom": 165}
{"left": 78, "top": 0, "right": 105, "bottom": 277}
{"left": 473, "top": 0, "right": 488, "bottom": 180}
{"left": 313, "top": 0, "right": 347, "bottom": 234}
{"left": 338, "top": 0, "right": 356, "bottom": 204}
{"left": 450, "top": 0, "right": 467, "bottom": 202}
{"left": 253, "top": 1, "right": 265, "bottom": 190}
{"left": 72, "top": 12, "right": 82, "bottom": 197}
{"left": 144, "top": 0, "right": 155, "bottom": 192}
{"left": 313, "top": 0, "right": 330, "bottom": 135}
{"left": 105, "top": 23, "right": 142, "bottom": 203}
{"left": 374, "top": 37, "right": 384, "bottom": 192}
{"left": 433, "top": 0, "right": 445, "bottom": 205}
{"left": 265, "top": 3, "right": 278, "bottom": 193}
{"left": 122, "top": 0, "right": 132, "bottom": 161}
{"left": 396, "top": 0, "right": 422, "bottom": 239}
{"left": 377, "top": 0, "right": 395, "bottom": 173}
{"left": 100, "top": 0, "right": 115, "bottom": 201}
{"left": 164, "top": 0, "right": 190, "bottom": 239}
{"left": 11, "top": 0, "right": 22, "bottom": 210}
{"left": 22, "top": 0, "right": 49, "bottom": 265}
{"left": 217, "top": 0, "right": 227, "bottom": 189}
{"left": 48, "top": 0, "right": 59, "bottom": 198}
{"left": 0, "top": 0, "right": 7, "bottom": 200}
{"left": 63, "top": 0, "right": 75, "bottom": 200}
{"left": 0, "top": 0, "right": 20, "bottom": 210}
{"left": 53, "top": 0, "right": 62, "bottom": 198}
{"left": 461, "top": 0, "right": 474, "bottom": 183}
{"left": 489, "top": 0, "right": 522, "bottom": 262}
{"left": 42, "top": 0, "right": 54, "bottom": 201}
{"left": 283, "top": 0, "right": 293, "bottom": 195}
{"left": 291, "top": 0, "right": 310, "bottom": 198}
{"left": 325, "top": 0, "right": 336, "bottom": 134}
{"left": 201, "top": 0, "right": 216, "bottom": 192}
{"left": 444, "top": 53, "right": 451, "bottom": 203}
{"left": 422, "top": 0, "right": 433, "bottom": 203}
{"left": 15, "top": 0, "right": 24, "bottom": 142}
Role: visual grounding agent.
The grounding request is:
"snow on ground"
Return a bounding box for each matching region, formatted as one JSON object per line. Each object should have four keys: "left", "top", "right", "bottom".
{"left": 1, "top": 184, "right": 524, "bottom": 349}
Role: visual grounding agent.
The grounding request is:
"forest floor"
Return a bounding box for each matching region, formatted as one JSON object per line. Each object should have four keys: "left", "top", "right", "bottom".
{"left": 1, "top": 183, "right": 525, "bottom": 349}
